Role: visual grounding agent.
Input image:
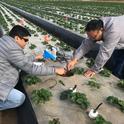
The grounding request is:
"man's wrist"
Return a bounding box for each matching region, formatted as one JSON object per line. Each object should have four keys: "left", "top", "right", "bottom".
{"left": 72, "top": 58, "right": 78, "bottom": 64}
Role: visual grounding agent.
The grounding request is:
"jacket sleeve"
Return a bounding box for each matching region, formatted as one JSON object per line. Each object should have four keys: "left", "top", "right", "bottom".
{"left": 7, "top": 48, "right": 55, "bottom": 75}
{"left": 73, "top": 38, "right": 95, "bottom": 60}
{"left": 26, "top": 54, "right": 36, "bottom": 62}
{"left": 91, "top": 31, "right": 120, "bottom": 73}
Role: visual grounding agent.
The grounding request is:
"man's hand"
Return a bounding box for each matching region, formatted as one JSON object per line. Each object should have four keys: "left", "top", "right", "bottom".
{"left": 67, "top": 58, "right": 77, "bottom": 70}
{"left": 35, "top": 54, "right": 43, "bottom": 60}
{"left": 84, "top": 69, "right": 96, "bottom": 78}
{"left": 55, "top": 68, "right": 66, "bottom": 75}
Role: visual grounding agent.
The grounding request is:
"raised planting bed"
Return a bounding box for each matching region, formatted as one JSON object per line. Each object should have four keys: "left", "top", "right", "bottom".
{"left": 21, "top": 59, "right": 124, "bottom": 124}
{"left": 1, "top": 1, "right": 124, "bottom": 123}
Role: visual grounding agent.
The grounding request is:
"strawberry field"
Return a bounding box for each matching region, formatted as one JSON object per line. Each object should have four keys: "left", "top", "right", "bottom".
{"left": 0, "top": 1, "right": 124, "bottom": 124}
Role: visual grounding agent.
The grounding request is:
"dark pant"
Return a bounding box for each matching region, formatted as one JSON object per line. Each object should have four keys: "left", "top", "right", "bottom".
{"left": 106, "top": 49, "right": 124, "bottom": 79}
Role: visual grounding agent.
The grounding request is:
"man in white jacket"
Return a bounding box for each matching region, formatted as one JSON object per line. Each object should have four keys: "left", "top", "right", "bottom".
{"left": 0, "top": 25, "right": 66, "bottom": 110}
{"left": 67, "top": 16, "right": 124, "bottom": 78}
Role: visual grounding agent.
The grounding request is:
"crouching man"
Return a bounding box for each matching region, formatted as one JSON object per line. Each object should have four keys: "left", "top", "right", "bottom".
{"left": 0, "top": 25, "right": 66, "bottom": 110}
{"left": 67, "top": 16, "right": 124, "bottom": 78}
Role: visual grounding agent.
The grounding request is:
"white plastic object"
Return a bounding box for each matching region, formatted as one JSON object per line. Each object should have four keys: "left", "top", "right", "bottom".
{"left": 88, "top": 109, "right": 99, "bottom": 119}
{"left": 33, "top": 62, "right": 43, "bottom": 66}
{"left": 69, "top": 87, "right": 77, "bottom": 93}
{"left": 52, "top": 47, "right": 57, "bottom": 55}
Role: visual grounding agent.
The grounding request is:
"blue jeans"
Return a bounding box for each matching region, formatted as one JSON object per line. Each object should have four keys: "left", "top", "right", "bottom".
{"left": 0, "top": 89, "right": 25, "bottom": 110}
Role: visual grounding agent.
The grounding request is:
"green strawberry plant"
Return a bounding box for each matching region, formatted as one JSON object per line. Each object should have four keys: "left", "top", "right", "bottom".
{"left": 93, "top": 115, "right": 112, "bottom": 124}
{"left": 117, "top": 80, "right": 124, "bottom": 89}
{"left": 69, "top": 92, "right": 90, "bottom": 109}
{"left": 106, "top": 96, "right": 124, "bottom": 112}
{"left": 71, "top": 67, "right": 84, "bottom": 75}
{"left": 29, "top": 43, "right": 37, "bottom": 50}
{"left": 48, "top": 118, "right": 60, "bottom": 124}
{"left": 99, "top": 68, "right": 111, "bottom": 77}
{"left": 64, "top": 67, "right": 84, "bottom": 77}
{"left": 86, "top": 58, "right": 95, "bottom": 68}
{"left": 56, "top": 42, "right": 72, "bottom": 51}
{"left": 60, "top": 89, "right": 72, "bottom": 100}
{"left": 88, "top": 78, "right": 101, "bottom": 89}
{"left": 51, "top": 37, "right": 57, "bottom": 42}
{"left": 42, "top": 31, "right": 48, "bottom": 35}
{"left": 32, "top": 88, "right": 52, "bottom": 104}
{"left": 60, "top": 90, "right": 90, "bottom": 109}
{"left": 23, "top": 75, "right": 41, "bottom": 85}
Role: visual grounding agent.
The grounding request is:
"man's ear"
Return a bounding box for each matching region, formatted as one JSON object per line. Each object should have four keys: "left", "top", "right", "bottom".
{"left": 101, "top": 28, "right": 104, "bottom": 32}
{"left": 14, "top": 36, "right": 19, "bottom": 42}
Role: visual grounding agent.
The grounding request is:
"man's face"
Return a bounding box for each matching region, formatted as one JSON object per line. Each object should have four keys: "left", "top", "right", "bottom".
{"left": 15, "top": 36, "right": 29, "bottom": 48}
{"left": 87, "top": 29, "right": 103, "bottom": 41}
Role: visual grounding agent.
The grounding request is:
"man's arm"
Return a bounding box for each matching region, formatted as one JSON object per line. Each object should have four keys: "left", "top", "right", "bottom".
{"left": 73, "top": 38, "right": 95, "bottom": 60}
{"left": 67, "top": 38, "right": 94, "bottom": 70}
{"left": 26, "top": 54, "right": 36, "bottom": 62}
{"left": 91, "top": 31, "right": 120, "bottom": 73}
{"left": 7, "top": 48, "right": 56, "bottom": 75}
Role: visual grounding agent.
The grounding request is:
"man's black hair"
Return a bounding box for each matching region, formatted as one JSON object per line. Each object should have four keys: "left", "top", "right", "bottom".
{"left": 9, "top": 25, "right": 31, "bottom": 38}
{"left": 85, "top": 19, "right": 103, "bottom": 32}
